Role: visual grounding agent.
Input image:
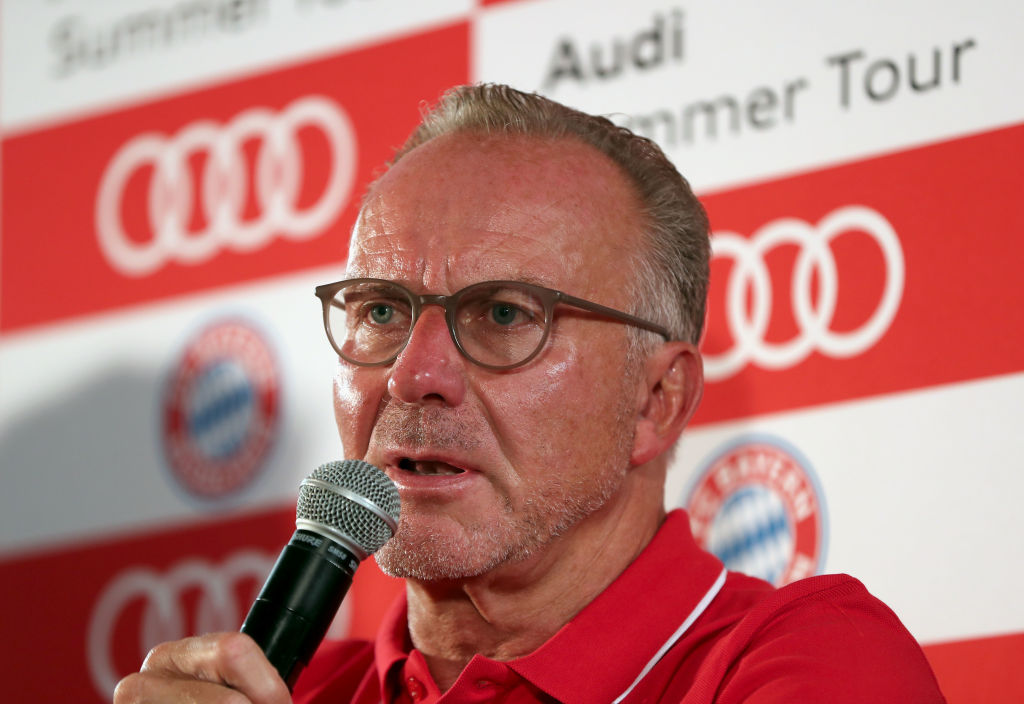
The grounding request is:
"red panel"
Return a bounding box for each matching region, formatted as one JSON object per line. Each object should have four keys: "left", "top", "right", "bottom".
{"left": 346, "top": 557, "right": 404, "bottom": 640}
{"left": 0, "top": 23, "right": 469, "bottom": 333}
{"left": 923, "top": 632, "right": 1024, "bottom": 704}
{"left": 0, "top": 506, "right": 403, "bottom": 702}
{"left": 0, "top": 507, "right": 289, "bottom": 701}
{"left": 694, "top": 122, "right": 1024, "bottom": 424}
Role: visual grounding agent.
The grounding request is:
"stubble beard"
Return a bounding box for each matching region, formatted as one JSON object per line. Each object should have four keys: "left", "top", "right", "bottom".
{"left": 375, "top": 464, "right": 627, "bottom": 581}
{"left": 371, "top": 395, "right": 636, "bottom": 582}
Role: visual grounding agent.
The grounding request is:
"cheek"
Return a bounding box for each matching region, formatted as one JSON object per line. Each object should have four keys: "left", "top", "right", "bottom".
{"left": 332, "top": 364, "right": 381, "bottom": 458}
{"left": 483, "top": 347, "right": 624, "bottom": 465}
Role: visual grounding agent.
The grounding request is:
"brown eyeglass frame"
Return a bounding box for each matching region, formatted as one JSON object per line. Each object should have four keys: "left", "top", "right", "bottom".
{"left": 314, "top": 277, "right": 671, "bottom": 371}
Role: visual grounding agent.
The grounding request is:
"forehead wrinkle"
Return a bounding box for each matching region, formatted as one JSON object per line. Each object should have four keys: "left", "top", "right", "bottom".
{"left": 450, "top": 230, "right": 585, "bottom": 288}
{"left": 346, "top": 232, "right": 421, "bottom": 280}
{"left": 352, "top": 208, "right": 586, "bottom": 289}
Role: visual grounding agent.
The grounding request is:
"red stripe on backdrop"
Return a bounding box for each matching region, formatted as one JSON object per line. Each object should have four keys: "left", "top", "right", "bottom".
{"left": 923, "top": 632, "right": 1024, "bottom": 704}
{"left": 0, "top": 506, "right": 402, "bottom": 702}
{"left": 694, "top": 122, "right": 1024, "bottom": 424}
{"left": 0, "top": 22, "right": 469, "bottom": 334}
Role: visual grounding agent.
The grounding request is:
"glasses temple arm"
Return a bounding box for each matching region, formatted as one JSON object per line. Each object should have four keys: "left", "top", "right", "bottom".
{"left": 556, "top": 293, "right": 671, "bottom": 340}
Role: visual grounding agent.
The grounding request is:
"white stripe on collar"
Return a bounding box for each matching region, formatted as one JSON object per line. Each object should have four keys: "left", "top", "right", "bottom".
{"left": 610, "top": 567, "right": 728, "bottom": 704}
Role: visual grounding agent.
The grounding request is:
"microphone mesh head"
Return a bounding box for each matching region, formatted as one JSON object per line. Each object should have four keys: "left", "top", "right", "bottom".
{"left": 296, "top": 460, "right": 400, "bottom": 554}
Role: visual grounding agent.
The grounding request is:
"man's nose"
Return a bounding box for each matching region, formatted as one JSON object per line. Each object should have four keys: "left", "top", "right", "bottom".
{"left": 386, "top": 306, "right": 467, "bottom": 406}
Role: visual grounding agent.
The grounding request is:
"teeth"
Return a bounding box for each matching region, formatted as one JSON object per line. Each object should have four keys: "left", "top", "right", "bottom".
{"left": 399, "top": 459, "right": 463, "bottom": 476}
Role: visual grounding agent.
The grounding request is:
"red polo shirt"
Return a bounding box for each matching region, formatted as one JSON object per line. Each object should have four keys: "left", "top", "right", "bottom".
{"left": 293, "top": 510, "right": 945, "bottom": 703}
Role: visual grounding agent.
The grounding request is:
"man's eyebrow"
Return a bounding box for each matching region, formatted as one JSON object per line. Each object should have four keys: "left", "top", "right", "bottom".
{"left": 493, "top": 274, "right": 552, "bottom": 288}
{"left": 334, "top": 271, "right": 567, "bottom": 295}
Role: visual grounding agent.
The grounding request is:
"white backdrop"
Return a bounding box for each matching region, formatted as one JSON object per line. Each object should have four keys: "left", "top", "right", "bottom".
{"left": 1, "top": 1, "right": 1021, "bottom": 701}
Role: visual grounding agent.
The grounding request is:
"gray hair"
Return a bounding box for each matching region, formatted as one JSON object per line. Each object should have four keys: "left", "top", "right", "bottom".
{"left": 390, "top": 83, "right": 710, "bottom": 349}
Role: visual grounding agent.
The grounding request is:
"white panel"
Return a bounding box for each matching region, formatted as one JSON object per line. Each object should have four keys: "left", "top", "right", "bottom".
{"left": 665, "top": 372, "right": 1024, "bottom": 644}
{"left": 1, "top": 0, "right": 471, "bottom": 133}
{"left": 475, "top": 0, "right": 1024, "bottom": 191}
{"left": 0, "top": 264, "right": 349, "bottom": 556}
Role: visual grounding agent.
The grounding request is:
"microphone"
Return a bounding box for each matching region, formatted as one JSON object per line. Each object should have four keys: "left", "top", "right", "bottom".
{"left": 240, "top": 460, "right": 400, "bottom": 689}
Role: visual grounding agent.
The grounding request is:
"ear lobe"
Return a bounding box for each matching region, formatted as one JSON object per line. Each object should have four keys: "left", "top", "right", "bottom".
{"left": 630, "top": 342, "right": 704, "bottom": 466}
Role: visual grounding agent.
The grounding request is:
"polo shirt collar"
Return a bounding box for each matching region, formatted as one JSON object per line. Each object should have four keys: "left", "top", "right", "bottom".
{"left": 508, "top": 510, "right": 724, "bottom": 703}
{"left": 373, "top": 509, "right": 724, "bottom": 704}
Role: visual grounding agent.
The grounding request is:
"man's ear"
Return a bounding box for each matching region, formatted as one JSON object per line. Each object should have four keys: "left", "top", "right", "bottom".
{"left": 631, "top": 342, "right": 703, "bottom": 467}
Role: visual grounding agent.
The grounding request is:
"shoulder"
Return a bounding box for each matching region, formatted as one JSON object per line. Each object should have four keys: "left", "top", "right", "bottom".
{"left": 722, "top": 572, "right": 915, "bottom": 637}
{"left": 292, "top": 638, "right": 376, "bottom": 704}
{"left": 705, "top": 573, "right": 946, "bottom": 703}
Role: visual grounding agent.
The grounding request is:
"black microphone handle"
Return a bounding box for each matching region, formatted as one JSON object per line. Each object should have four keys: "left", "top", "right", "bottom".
{"left": 240, "top": 528, "right": 361, "bottom": 689}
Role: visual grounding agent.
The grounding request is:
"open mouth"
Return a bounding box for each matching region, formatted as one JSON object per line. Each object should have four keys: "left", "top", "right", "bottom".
{"left": 397, "top": 458, "right": 466, "bottom": 476}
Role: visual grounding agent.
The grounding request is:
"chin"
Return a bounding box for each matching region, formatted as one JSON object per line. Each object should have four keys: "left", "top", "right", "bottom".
{"left": 372, "top": 503, "right": 552, "bottom": 581}
{"left": 372, "top": 484, "right": 615, "bottom": 581}
{"left": 374, "top": 538, "right": 496, "bottom": 581}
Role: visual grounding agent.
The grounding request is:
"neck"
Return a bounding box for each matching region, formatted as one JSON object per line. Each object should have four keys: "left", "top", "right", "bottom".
{"left": 404, "top": 473, "right": 666, "bottom": 691}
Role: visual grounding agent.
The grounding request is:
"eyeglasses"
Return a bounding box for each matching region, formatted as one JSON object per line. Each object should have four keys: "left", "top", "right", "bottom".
{"left": 314, "top": 278, "right": 670, "bottom": 371}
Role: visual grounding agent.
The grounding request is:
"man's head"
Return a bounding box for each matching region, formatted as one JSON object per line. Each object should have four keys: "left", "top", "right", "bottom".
{"left": 391, "top": 83, "right": 710, "bottom": 349}
{"left": 326, "top": 84, "right": 709, "bottom": 582}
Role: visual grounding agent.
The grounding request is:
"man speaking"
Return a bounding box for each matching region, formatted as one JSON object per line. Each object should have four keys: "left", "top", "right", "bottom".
{"left": 114, "top": 84, "right": 945, "bottom": 703}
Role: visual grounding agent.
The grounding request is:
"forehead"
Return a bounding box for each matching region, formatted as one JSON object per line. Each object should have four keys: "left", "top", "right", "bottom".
{"left": 347, "top": 132, "right": 644, "bottom": 296}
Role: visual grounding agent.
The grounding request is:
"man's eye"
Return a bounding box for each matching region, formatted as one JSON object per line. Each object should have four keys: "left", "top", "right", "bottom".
{"left": 368, "top": 304, "right": 395, "bottom": 324}
{"left": 490, "top": 303, "right": 521, "bottom": 325}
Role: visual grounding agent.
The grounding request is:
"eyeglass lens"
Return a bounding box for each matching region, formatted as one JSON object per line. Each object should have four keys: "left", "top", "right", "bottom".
{"left": 327, "top": 281, "right": 550, "bottom": 367}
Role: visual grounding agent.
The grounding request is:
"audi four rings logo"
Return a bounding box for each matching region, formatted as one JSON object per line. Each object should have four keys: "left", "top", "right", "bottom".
{"left": 95, "top": 96, "right": 357, "bottom": 277}
{"left": 87, "top": 552, "right": 275, "bottom": 697}
{"left": 704, "top": 205, "right": 904, "bottom": 381}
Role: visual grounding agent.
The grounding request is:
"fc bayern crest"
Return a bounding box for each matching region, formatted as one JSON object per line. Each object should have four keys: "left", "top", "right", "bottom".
{"left": 684, "top": 436, "right": 827, "bottom": 586}
{"left": 162, "top": 319, "right": 280, "bottom": 499}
